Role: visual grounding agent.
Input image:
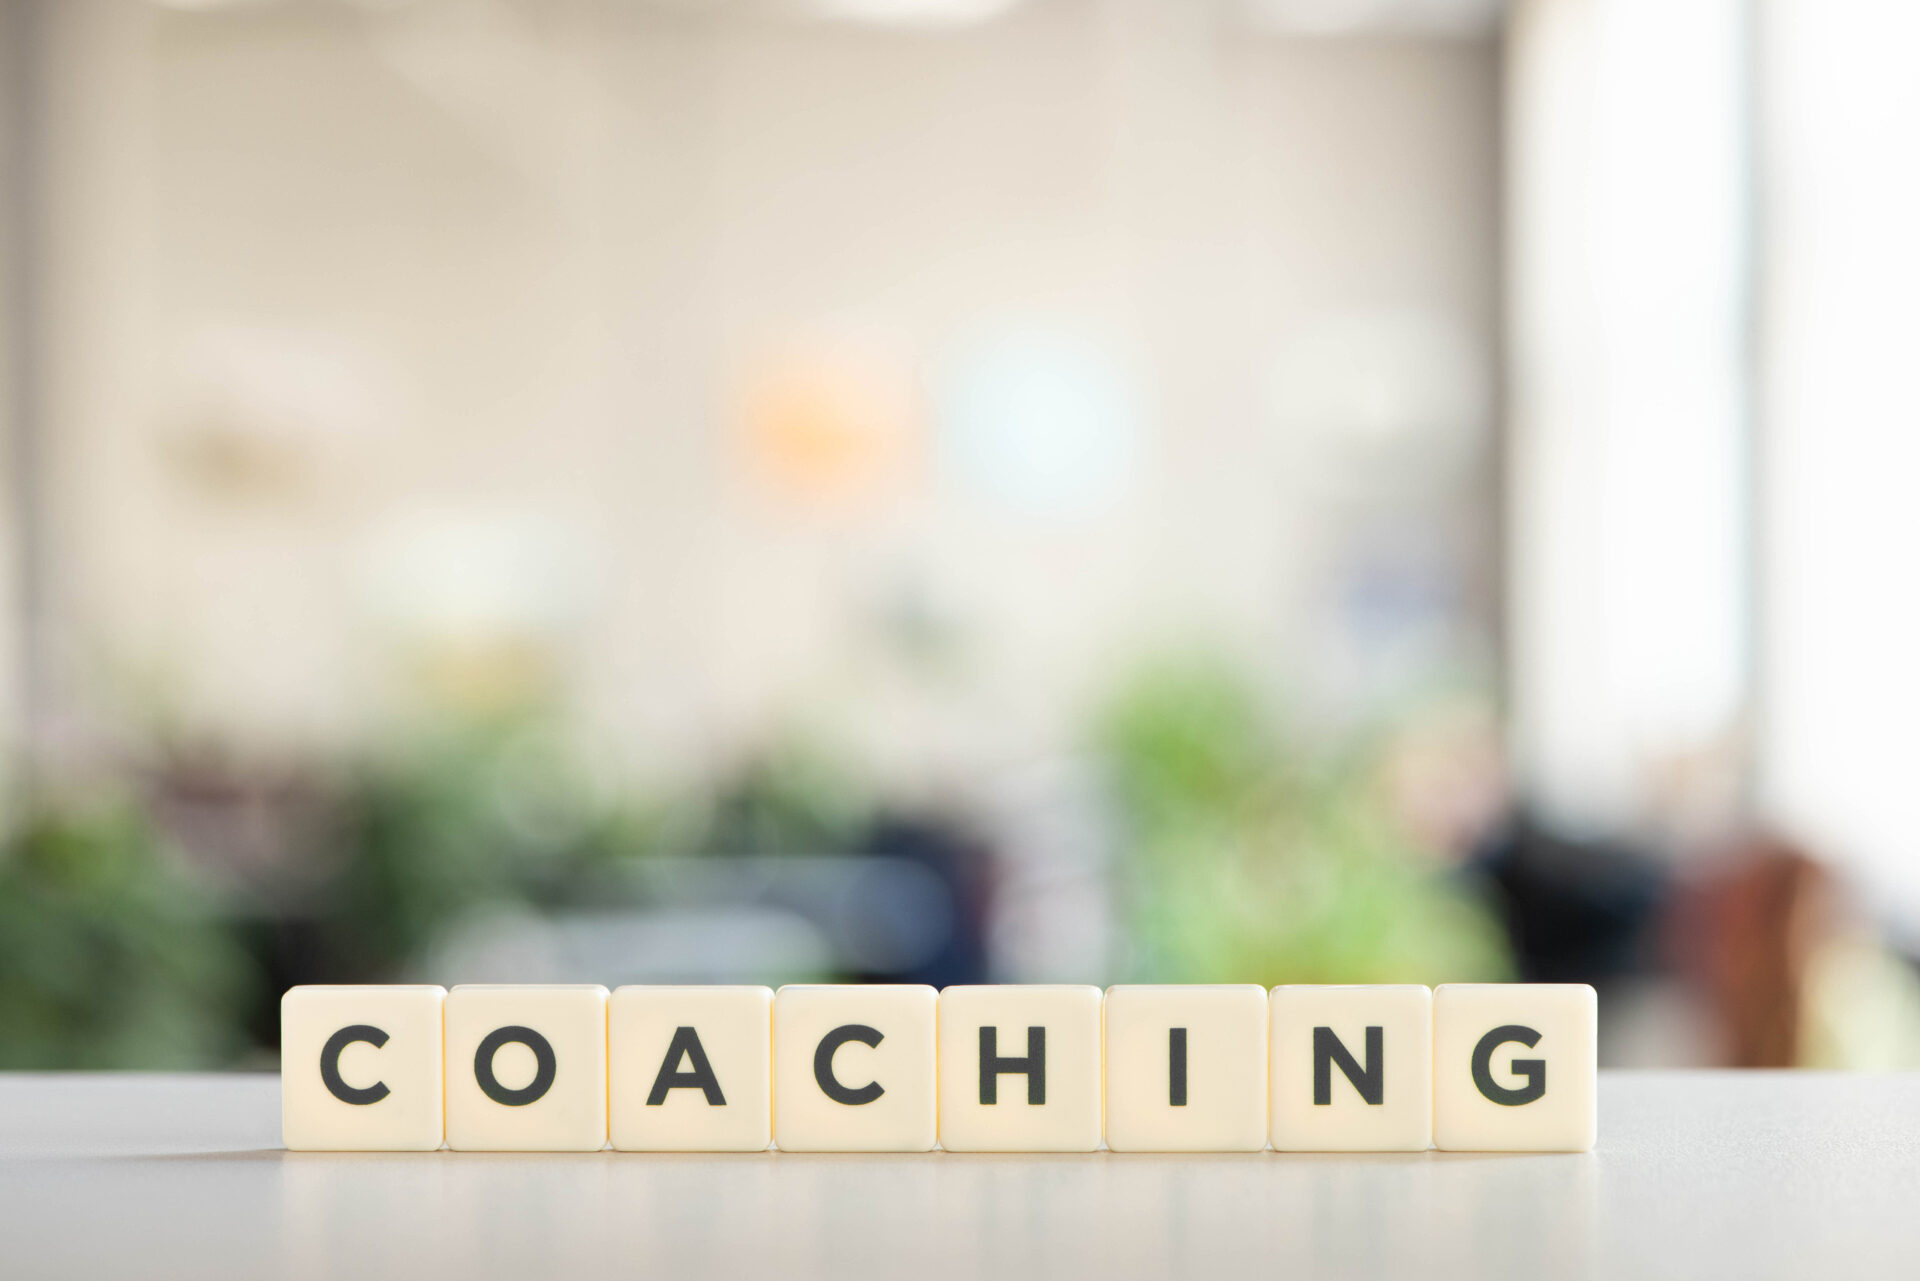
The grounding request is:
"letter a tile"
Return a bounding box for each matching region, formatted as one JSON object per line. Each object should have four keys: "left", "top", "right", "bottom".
{"left": 610, "top": 985, "right": 772, "bottom": 1151}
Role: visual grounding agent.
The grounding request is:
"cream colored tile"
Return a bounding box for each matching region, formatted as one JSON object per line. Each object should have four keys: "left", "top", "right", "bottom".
{"left": 1433, "top": 983, "right": 1597, "bottom": 1152}
{"left": 938, "top": 985, "right": 1103, "bottom": 1152}
{"left": 1104, "top": 985, "right": 1267, "bottom": 1152}
{"left": 772, "top": 985, "right": 937, "bottom": 1152}
{"left": 445, "top": 985, "right": 609, "bottom": 1152}
{"left": 281, "top": 985, "right": 446, "bottom": 1151}
{"left": 609, "top": 985, "right": 772, "bottom": 1152}
{"left": 1270, "top": 985, "right": 1432, "bottom": 1151}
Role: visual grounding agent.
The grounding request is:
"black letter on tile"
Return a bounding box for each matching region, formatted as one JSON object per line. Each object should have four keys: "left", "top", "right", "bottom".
{"left": 475, "top": 1026, "right": 557, "bottom": 1106}
{"left": 647, "top": 1026, "right": 727, "bottom": 1106}
{"left": 320, "top": 1024, "right": 391, "bottom": 1105}
{"left": 1471, "top": 1025, "right": 1546, "bottom": 1105}
{"left": 1313, "top": 1026, "right": 1384, "bottom": 1106}
{"left": 1169, "top": 1027, "right": 1188, "bottom": 1107}
{"left": 979, "top": 1026, "right": 1046, "bottom": 1105}
{"left": 814, "top": 1024, "right": 885, "bottom": 1105}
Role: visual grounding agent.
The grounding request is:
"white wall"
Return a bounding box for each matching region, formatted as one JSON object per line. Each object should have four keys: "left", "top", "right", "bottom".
{"left": 33, "top": 0, "right": 1501, "bottom": 789}
{"left": 0, "top": 0, "right": 21, "bottom": 814}
{"left": 1757, "top": 0, "right": 1920, "bottom": 935}
{"left": 1505, "top": 0, "right": 1749, "bottom": 835}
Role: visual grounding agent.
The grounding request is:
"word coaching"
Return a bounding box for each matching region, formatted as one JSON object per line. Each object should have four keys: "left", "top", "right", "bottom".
{"left": 281, "top": 983, "right": 1597, "bottom": 1153}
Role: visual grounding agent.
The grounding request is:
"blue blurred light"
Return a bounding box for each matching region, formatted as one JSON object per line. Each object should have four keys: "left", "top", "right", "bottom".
{"left": 939, "top": 327, "right": 1143, "bottom": 519}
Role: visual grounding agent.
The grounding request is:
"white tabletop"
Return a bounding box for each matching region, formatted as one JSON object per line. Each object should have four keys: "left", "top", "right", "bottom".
{"left": 2, "top": 1071, "right": 1916, "bottom": 1279}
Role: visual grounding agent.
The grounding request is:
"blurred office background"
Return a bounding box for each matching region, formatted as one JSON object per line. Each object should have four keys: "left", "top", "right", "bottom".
{"left": 0, "top": 0, "right": 1915, "bottom": 1070}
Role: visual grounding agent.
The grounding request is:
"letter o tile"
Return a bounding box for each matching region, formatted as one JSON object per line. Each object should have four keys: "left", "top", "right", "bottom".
{"left": 445, "top": 985, "right": 609, "bottom": 1152}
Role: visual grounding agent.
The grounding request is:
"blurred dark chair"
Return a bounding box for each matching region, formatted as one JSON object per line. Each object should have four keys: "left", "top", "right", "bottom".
{"left": 1670, "top": 836, "right": 1837, "bottom": 1068}
{"left": 1471, "top": 809, "right": 1667, "bottom": 985}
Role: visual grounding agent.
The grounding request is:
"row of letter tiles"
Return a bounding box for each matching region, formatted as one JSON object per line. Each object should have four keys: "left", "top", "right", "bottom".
{"left": 281, "top": 983, "right": 1597, "bottom": 1153}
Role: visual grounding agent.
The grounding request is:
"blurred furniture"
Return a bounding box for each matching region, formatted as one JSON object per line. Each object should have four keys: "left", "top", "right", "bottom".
{"left": 1672, "top": 838, "right": 1837, "bottom": 1068}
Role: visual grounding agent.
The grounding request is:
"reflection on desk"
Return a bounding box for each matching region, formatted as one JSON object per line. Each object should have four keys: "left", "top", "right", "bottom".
{"left": 2, "top": 1073, "right": 1918, "bottom": 1278}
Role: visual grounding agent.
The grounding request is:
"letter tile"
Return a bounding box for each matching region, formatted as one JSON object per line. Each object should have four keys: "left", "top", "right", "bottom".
{"left": 1104, "top": 985, "right": 1268, "bottom": 1152}
{"left": 609, "top": 985, "right": 772, "bottom": 1151}
{"left": 1433, "top": 983, "right": 1597, "bottom": 1152}
{"left": 445, "top": 984, "right": 609, "bottom": 1151}
{"left": 772, "top": 985, "right": 937, "bottom": 1152}
{"left": 1270, "top": 985, "right": 1432, "bottom": 1151}
{"left": 938, "top": 985, "right": 1103, "bottom": 1152}
{"left": 282, "top": 985, "right": 446, "bottom": 1151}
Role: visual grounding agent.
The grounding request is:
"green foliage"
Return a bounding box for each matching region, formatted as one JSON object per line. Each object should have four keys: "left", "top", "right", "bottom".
{"left": 693, "top": 732, "right": 874, "bottom": 860}
{"left": 1098, "top": 657, "right": 1512, "bottom": 986}
{"left": 0, "top": 801, "right": 258, "bottom": 1069}
{"left": 0, "top": 666, "right": 1512, "bottom": 1069}
{"left": 328, "top": 715, "right": 656, "bottom": 976}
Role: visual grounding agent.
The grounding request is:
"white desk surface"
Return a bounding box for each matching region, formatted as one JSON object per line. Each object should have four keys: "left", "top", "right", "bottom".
{"left": 2, "top": 1071, "right": 1916, "bottom": 1279}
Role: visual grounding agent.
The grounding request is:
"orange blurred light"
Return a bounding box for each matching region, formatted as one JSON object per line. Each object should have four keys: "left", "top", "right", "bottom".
{"left": 738, "top": 340, "right": 916, "bottom": 509}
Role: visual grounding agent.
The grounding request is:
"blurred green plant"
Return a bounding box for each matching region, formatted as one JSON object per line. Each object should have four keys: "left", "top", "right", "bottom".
{"left": 694, "top": 731, "right": 875, "bottom": 860}
{"left": 0, "top": 706, "right": 895, "bottom": 1068}
{"left": 0, "top": 800, "right": 259, "bottom": 1068}
{"left": 1098, "top": 656, "right": 1512, "bottom": 986}
{"left": 332, "top": 715, "right": 879, "bottom": 955}
{"left": 325, "top": 713, "right": 658, "bottom": 978}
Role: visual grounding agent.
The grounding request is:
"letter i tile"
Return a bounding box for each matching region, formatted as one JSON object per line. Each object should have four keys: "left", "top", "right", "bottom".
{"left": 1104, "top": 985, "right": 1268, "bottom": 1152}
